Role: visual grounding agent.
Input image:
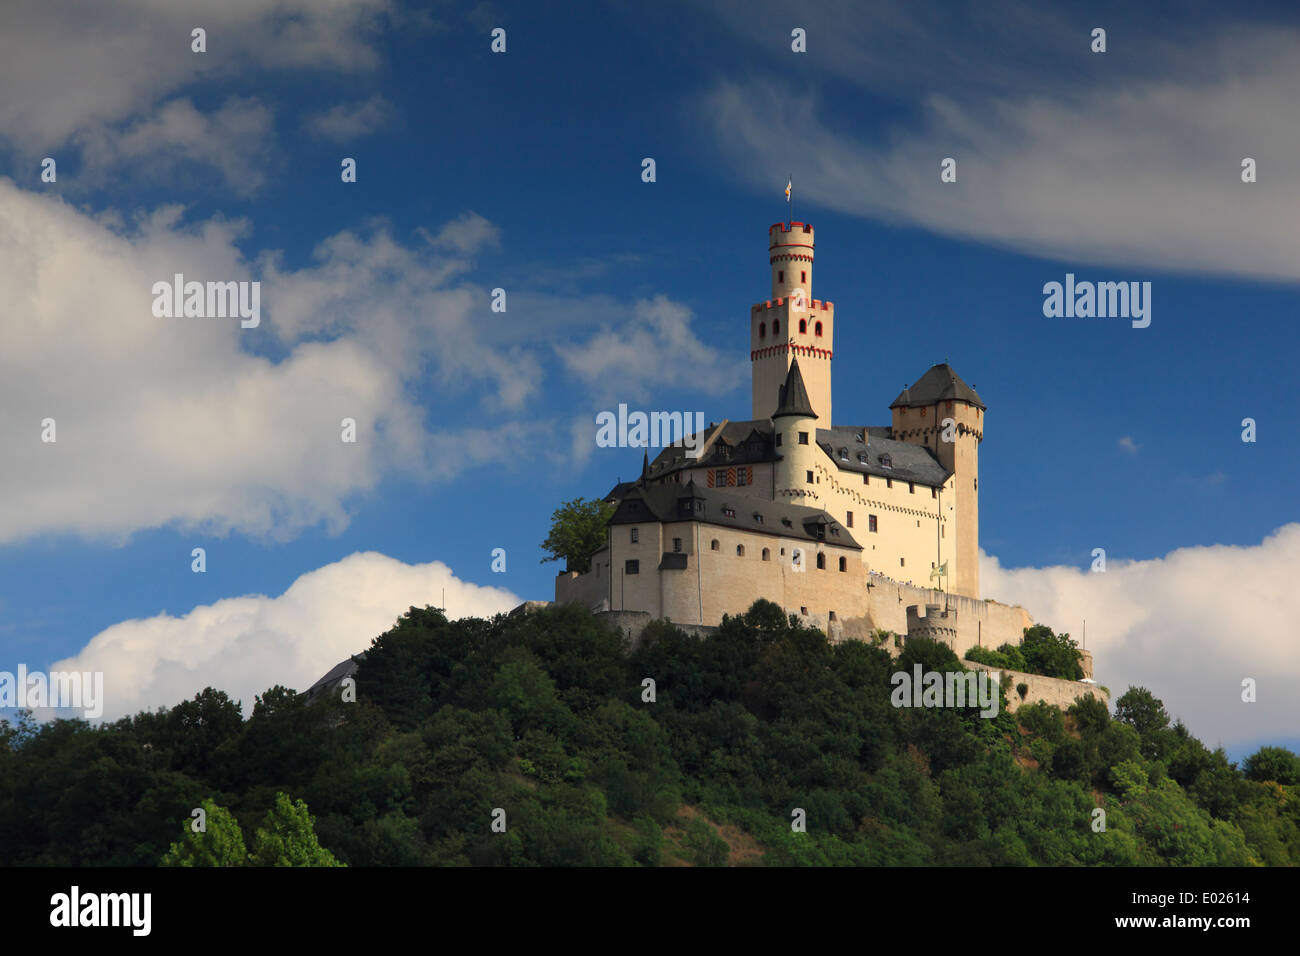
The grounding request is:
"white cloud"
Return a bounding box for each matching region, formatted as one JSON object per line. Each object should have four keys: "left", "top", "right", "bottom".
{"left": 559, "top": 295, "right": 748, "bottom": 404}
{"left": 0, "top": 0, "right": 391, "bottom": 153}
{"left": 1118, "top": 436, "right": 1140, "bottom": 454}
{"left": 302, "top": 95, "right": 396, "bottom": 141}
{"left": 73, "top": 96, "right": 276, "bottom": 194}
{"left": 0, "top": 182, "right": 555, "bottom": 545}
{"left": 981, "top": 524, "right": 1300, "bottom": 752}
{"left": 42, "top": 552, "right": 520, "bottom": 721}
{"left": 424, "top": 211, "right": 501, "bottom": 255}
{"left": 0, "top": 181, "right": 706, "bottom": 545}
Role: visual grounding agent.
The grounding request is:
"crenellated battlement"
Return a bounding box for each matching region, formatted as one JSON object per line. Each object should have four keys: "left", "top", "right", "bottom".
{"left": 770, "top": 221, "right": 814, "bottom": 236}
{"left": 752, "top": 298, "right": 833, "bottom": 311}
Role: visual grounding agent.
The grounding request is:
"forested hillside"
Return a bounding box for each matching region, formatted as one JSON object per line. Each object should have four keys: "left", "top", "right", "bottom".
{"left": 2, "top": 600, "right": 1296, "bottom": 866}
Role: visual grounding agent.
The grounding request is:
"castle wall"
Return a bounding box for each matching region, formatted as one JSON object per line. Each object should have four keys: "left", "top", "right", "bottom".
{"left": 811, "top": 457, "right": 951, "bottom": 592}
{"left": 866, "top": 575, "right": 1031, "bottom": 658}
{"left": 962, "top": 661, "right": 1109, "bottom": 715}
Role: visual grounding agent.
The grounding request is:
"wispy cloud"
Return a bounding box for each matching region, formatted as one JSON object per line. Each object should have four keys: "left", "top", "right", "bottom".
{"left": 695, "top": 0, "right": 1300, "bottom": 281}
{"left": 1118, "top": 435, "right": 1140, "bottom": 454}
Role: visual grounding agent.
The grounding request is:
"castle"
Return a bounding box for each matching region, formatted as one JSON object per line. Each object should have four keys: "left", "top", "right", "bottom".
{"left": 556, "top": 219, "right": 1095, "bottom": 686}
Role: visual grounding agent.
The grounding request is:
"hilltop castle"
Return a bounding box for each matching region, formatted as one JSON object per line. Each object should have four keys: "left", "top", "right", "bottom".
{"left": 555, "top": 219, "right": 1094, "bottom": 687}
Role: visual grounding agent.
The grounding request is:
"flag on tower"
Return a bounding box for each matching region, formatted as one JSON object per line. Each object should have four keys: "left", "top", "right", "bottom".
{"left": 930, "top": 561, "right": 948, "bottom": 581}
{"left": 785, "top": 179, "right": 792, "bottom": 201}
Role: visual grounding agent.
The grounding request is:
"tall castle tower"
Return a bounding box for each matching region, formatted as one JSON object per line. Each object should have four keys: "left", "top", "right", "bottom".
{"left": 890, "top": 365, "right": 985, "bottom": 599}
{"left": 751, "top": 222, "right": 834, "bottom": 423}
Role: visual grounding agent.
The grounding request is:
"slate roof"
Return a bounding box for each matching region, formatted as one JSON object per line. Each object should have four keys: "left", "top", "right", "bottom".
{"left": 303, "top": 653, "right": 365, "bottom": 702}
{"left": 607, "top": 480, "right": 862, "bottom": 549}
{"left": 890, "top": 363, "right": 985, "bottom": 410}
{"left": 773, "top": 359, "right": 817, "bottom": 419}
{"left": 817, "top": 426, "right": 950, "bottom": 487}
{"left": 639, "top": 420, "right": 776, "bottom": 480}
{"left": 629, "top": 417, "right": 950, "bottom": 491}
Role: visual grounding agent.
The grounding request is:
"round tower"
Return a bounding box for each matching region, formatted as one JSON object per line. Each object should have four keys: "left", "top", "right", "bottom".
{"left": 752, "top": 222, "right": 834, "bottom": 424}
{"left": 772, "top": 359, "right": 820, "bottom": 505}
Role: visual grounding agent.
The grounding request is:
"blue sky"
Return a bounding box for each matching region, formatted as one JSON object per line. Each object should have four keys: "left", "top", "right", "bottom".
{"left": 0, "top": 0, "right": 1296, "bottom": 759}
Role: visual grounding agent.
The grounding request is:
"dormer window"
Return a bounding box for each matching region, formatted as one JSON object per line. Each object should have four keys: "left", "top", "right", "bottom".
{"left": 838, "top": 448, "right": 848, "bottom": 461}
{"left": 752, "top": 512, "right": 763, "bottom": 524}
{"left": 879, "top": 454, "right": 893, "bottom": 469}
{"left": 857, "top": 452, "right": 868, "bottom": 463}
{"left": 722, "top": 506, "right": 736, "bottom": 518}
{"left": 781, "top": 518, "right": 793, "bottom": 528}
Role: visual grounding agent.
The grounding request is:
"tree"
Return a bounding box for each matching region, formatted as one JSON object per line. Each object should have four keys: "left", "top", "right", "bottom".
{"left": 251, "top": 793, "right": 345, "bottom": 866}
{"left": 160, "top": 800, "right": 248, "bottom": 866}
{"left": 1115, "top": 687, "right": 1171, "bottom": 738}
{"left": 1020, "top": 625, "right": 1083, "bottom": 680}
{"left": 540, "top": 497, "right": 615, "bottom": 574}
{"left": 1243, "top": 746, "right": 1300, "bottom": 786}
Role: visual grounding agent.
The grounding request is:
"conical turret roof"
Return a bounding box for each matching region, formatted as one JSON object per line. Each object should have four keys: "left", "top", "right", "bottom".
{"left": 773, "top": 359, "right": 817, "bottom": 420}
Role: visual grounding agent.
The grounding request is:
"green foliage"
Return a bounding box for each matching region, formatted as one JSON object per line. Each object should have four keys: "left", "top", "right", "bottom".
{"left": 685, "top": 818, "right": 730, "bottom": 867}
{"left": 540, "top": 496, "right": 615, "bottom": 574}
{"left": 251, "top": 793, "right": 344, "bottom": 867}
{"left": 3, "top": 602, "right": 1296, "bottom": 867}
{"left": 1243, "top": 746, "right": 1300, "bottom": 785}
{"left": 1020, "top": 625, "right": 1083, "bottom": 680}
{"left": 160, "top": 800, "right": 248, "bottom": 866}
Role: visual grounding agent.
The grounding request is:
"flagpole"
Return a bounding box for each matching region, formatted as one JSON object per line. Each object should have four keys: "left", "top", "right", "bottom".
{"left": 788, "top": 172, "right": 793, "bottom": 227}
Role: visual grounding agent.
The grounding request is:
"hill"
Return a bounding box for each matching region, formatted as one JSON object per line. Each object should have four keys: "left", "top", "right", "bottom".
{"left": 1, "top": 600, "right": 1297, "bottom": 866}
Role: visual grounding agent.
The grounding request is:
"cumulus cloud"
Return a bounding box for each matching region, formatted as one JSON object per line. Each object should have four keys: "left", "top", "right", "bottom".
{"left": 302, "top": 95, "right": 396, "bottom": 141}
{"left": 423, "top": 211, "right": 502, "bottom": 256}
{"left": 559, "top": 294, "right": 748, "bottom": 404}
{"left": 38, "top": 552, "right": 520, "bottom": 721}
{"left": 0, "top": 183, "right": 551, "bottom": 544}
{"left": 0, "top": 181, "right": 704, "bottom": 545}
{"left": 73, "top": 96, "right": 276, "bottom": 194}
{"left": 1118, "top": 436, "right": 1140, "bottom": 454}
{"left": 697, "top": 1, "right": 1300, "bottom": 281}
{"left": 981, "top": 524, "right": 1300, "bottom": 753}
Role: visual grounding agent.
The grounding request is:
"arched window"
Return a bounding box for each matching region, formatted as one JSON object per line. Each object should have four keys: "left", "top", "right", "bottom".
{"left": 838, "top": 556, "right": 847, "bottom": 572}
{"left": 816, "top": 553, "right": 826, "bottom": 570}
{"left": 814, "top": 321, "right": 822, "bottom": 337}
{"left": 761, "top": 548, "right": 770, "bottom": 561}
{"left": 773, "top": 319, "right": 780, "bottom": 335}
{"left": 736, "top": 544, "right": 745, "bottom": 556}
{"left": 799, "top": 319, "right": 807, "bottom": 334}
{"left": 711, "top": 539, "right": 719, "bottom": 551}
{"left": 759, "top": 321, "right": 766, "bottom": 339}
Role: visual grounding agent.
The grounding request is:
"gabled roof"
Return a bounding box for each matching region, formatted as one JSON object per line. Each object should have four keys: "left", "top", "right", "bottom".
{"left": 773, "top": 358, "right": 817, "bottom": 419}
{"left": 890, "top": 363, "right": 985, "bottom": 410}
{"left": 607, "top": 481, "right": 861, "bottom": 549}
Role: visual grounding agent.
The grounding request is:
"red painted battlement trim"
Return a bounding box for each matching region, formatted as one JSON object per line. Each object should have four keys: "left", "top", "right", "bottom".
{"left": 769, "top": 221, "right": 813, "bottom": 234}
{"left": 751, "top": 299, "right": 832, "bottom": 312}
{"left": 750, "top": 344, "right": 834, "bottom": 360}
